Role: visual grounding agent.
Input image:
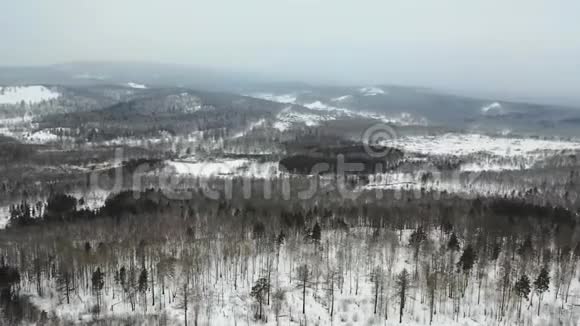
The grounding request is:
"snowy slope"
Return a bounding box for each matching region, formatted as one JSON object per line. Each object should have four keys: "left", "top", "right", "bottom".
{"left": 0, "top": 86, "right": 60, "bottom": 105}
{"left": 250, "top": 93, "right": 297, "bottom": 104}
{"left": 126, "top": 82, "right": 147, "bottom": 89}
{"left": 481, "top": 102, "right": 504, "bottom": 116}
{"left": 273, "top": 106, "right": 336, "bottom": 131}
{"left": 359, "top": 86, "right": 386, "bottom": 96}
{"left": 251, "top": 93, "right": 427, "bottom": 130}
{"left": 384, "top": 133, "right": 580, "bottom": 157}
{"left": 232, "top": 119, "right": 267, "bottom": 138}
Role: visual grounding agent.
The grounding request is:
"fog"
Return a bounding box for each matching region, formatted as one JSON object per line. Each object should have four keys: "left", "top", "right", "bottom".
{"left": 1, "top": 0, "right": 580, "bottom": 104}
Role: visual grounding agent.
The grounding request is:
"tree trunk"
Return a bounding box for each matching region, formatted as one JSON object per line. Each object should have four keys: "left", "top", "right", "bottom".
{"left": 374, "top": 281, "right": 379, "bottom": 314}
{"left": 330, "top": 280, "right": 334, "bottom": 317}
{"left": 302, "top": 280, "right": 306, "bottom": 314}
{"left": 537, "top": 294, "right": 542, "bottom": 316}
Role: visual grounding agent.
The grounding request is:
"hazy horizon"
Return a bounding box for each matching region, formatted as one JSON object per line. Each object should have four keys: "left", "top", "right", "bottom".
{"left": 2, "top": 0, "right": 580, "bottom": 105}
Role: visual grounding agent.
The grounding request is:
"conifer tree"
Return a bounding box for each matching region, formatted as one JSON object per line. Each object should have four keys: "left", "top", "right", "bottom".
{"left": 534, "top": 267, "right": 550, "bottom": 316}
{"left": 514, "top": 274, "right": 531, "bottom": 319}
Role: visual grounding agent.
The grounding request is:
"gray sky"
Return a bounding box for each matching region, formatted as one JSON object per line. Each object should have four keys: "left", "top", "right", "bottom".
{"left": 2, "top": 0, "right": 580, "bottom": 104}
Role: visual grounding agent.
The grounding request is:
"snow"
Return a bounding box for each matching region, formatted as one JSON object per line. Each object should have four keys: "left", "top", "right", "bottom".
{"left": 273, "top": 120, "right": 291, "bottom": 132}
{"left": 71, "top": 188, "right": 111, "bottom": 211}
{"left": 250, "top": 92, "right": 427, "bottom": 128}
{"left": 165, "top": 93, "right": 203, "bottom": 113}
{"left": 126, "top": 82, "right": 147, "bottom": 89}
{"left": 166, "top": 158, "right": 279, "bottom": 179}
{"left": 305, "top": 101, "right": 416, "bottom": 124}
{"left": 23, "top": 129, "right": 59, "bottom": 143}
{"left": 19, "top": 128, "right": 74, "bottom": 144}
{"left": 250, "top": 93, "right": 297, "bottom": 104}
{"left": 18, "top": 226, "right": 580, "bottom": 325}
{"left": 0, "top": 189, "right": 110, "bottom": 230}
{"left": 304, "top": 101, "right": 339, "bottom": 111}
{"left": 378, "top": 112, "right": 428, "bottom": 126}
{"left": 0, "top": 86, "right": 60, "bottom": 105}
{"left": 0, "top": 115, "right": 33, "bottom": 126}
{"left": 0, "top": 206, "right": 9, "bottom": 229}
{"left": 74, "top": 73, "right": 108, "bottom": 80}
{"left": 273, "top": 106, "right": 331, "bottom": 131}
{"left": 359, "top": 86, "right": 386, "bottom": 96}
{"left": 0, "top": 116, "right": 35, "bottom": 139}
{"left": 271, "top": 107, "right": 427, "bottom": 130}
{"left": 480, "top": 102, "right": 504, "bottom": 115}
{"left": 384, "top": 133, "right": 580, "bottom": 157}
{"left": 232, "top": 119, "right": 266, "bottom": 138}
{"left": 332, "top": 95, "right": 353, "bottom": 102}
{"left": 364, "top": 171, "right": 516, "bottom": 198}
{"left": 459, "top": 160, "right": 532, "bottom": 172}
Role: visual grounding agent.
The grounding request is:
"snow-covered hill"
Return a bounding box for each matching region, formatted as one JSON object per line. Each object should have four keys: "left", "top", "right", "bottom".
{"left": 250, "top": 93, "right": 428, "bottom": 130}
{"left": 0, "top": 86, "right": 60, "bottom": 105}
{"left": 359, "top": 86, "right": 386, "bottom": 96}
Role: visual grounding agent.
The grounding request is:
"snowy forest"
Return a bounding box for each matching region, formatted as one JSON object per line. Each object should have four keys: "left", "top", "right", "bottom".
{"left": 2, "top": 81, "right": 580, "bottom": 325}
{"left": 1, "top": 184, "right": 580, "bottom": 326}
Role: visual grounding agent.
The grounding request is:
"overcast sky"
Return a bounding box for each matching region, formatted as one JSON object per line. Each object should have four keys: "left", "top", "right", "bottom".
{"left": 2, "top": 0, "right": 580, "bottom": 104}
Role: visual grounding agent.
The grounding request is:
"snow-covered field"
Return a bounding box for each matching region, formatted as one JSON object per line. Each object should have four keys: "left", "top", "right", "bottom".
{"left": 166, "top": 158, "right": 279, "bottom": 179}
{"left": 0, "top": 86, "right": 60, "bottom": 105}
{"left": 384, "top": 133, "right": 580, "bottom": 157}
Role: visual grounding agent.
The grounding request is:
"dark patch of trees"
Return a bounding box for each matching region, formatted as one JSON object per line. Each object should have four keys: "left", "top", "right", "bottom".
{"left": 279, "top": 145, "right": 404, "bottom": 175}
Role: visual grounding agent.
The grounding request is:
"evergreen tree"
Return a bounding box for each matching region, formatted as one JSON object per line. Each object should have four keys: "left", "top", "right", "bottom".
{"left": 276, "top": 230, "right": 286, "bottom": 247}
{"left": 409, "top": 227, "right": 427, "bottom": 277}
{"left": 250, "top": 277, "right": 270, "bottom": 320}
{"left": 91, "top": 268, "right": 105, "bottom": 313}
{"left": 534, "top": 267, "right": 550, "bottom": 316}
{"left": 457, "top": 244, "right": 476, "bottom": 295}
{"left": 514, "top": 274, "right": 531, "bottom": 319}
{"left": 457, "top": 245, "right": 476, "bottom": 274}
{"left": 311, "top": 222, "right": 322, "bottom": 244}
{"left": 138, "top": 269, "right": 148, "bottom": 293}
{"left": 517, "top": 235, "right": 534, "bottom": 262}
{"left": 138, "top": 269, "right": 148, "bottom": 311}
{"left": 448, "top": 233, "right": 460, "bottom": 252}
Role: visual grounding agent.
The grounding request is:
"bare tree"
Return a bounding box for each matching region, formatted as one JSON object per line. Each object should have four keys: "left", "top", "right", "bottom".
{"left": 396, "top": 269, "right": 410, "bottom": 324}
